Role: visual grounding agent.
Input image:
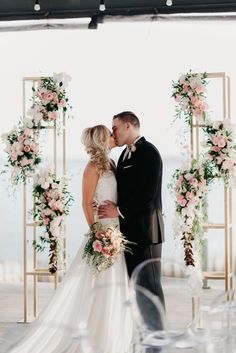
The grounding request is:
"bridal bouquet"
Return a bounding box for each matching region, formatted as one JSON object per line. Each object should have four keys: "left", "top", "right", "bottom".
{"left": 83, "top": 222, "right": 131, "bottom": 273}
{"left": 1, "top": 125, "right": 41, "bottom": 185}
{"left": 32, "top": 168, "right": 73, "bottom": 273}
{"left": 172, "top": 70, "right": 208, "bottom": 124}
{"left": 28, "top": 72, "right": 71, "bottom": 126}
{"left": 203, "top": 120, "right": 236, "bottom": 186}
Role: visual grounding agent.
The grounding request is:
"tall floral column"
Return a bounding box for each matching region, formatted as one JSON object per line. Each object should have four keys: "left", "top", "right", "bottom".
{"left": 33, "top": 169, "right": 73, "bottom": 274}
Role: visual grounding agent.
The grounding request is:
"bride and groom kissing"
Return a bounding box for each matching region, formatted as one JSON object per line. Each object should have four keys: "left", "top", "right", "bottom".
{"left": 6, "top": 111, "right": 165, "bottom": 353}
{"left": 95, "top": 111, "right": 165, "bottom": 296}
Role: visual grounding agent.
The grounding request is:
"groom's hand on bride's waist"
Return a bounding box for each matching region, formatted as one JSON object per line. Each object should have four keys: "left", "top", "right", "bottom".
{"left": 97, "top": 200, "right": 119, "bottom": 218}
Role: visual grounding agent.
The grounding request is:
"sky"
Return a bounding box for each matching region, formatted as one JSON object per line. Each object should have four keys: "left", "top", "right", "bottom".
{"left": 1, "top": 19, "right": 236, "bottom": 162}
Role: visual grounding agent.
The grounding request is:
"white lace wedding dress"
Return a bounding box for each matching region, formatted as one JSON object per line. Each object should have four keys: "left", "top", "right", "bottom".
{"left": 5, "top": 171, "right": 133, "bottom": 353}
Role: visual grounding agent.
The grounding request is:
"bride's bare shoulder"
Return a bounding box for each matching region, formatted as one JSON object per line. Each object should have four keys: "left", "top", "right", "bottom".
{"left": 83, "top": 161, "right": 99, "bottom": 177}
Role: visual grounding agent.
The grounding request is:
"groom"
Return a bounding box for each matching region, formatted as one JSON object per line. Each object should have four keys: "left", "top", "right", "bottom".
{"left": 98, "top": 111, "right": 165, "bottom": 304}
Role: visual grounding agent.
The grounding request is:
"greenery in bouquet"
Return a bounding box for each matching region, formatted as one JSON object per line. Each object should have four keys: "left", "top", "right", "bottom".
{"left": 32, "top": 168, "right": 73, "bottom": 273}
{"left": 83, "top": 222, "right": 132, "bottom": 273}
{"left": 172, "top": 70, "right": 208, "bottom": 125}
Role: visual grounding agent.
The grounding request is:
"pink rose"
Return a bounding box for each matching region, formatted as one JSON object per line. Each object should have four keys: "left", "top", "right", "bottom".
{"left": 95, "top": 230, "right": 104, "bottom": 239}
{"left": 212, "top": 135, "right": 226, "bottom": 148}
{"left": 179, "top": 198, "right": 187, "bottom": 207}
{"left": 20, "top": 158, "right": 30, "bottom": 166}
{"left": 102, "top": 246, "right": 111, "bottom": 257}
{"left": 176, "top": 194, "right": 187, "bottom": 207}
{"left": 46, "top": 93, "right": 54, "bottom": 101}
{"left": 45, "top": 191, "right": 52, "bottom": 201}
{"left": 93, "top": 240, "right": 102, "bottom": 253}
{"left": 222, "top": 160, "right": 234, "bottom": 170}
{"left": 11, "top": 151, "right": 18, "bottom": 161}
{"left": 186, "top": 191, "right": 192, "bottom": 200}
{"left": 43, "top": 217, "right": 51, "bottom": 225}
{"left": 183, "top": 84, "right": 190, "bottom": 92}
{"left": 31, "top": 143, "right": 39, "bottom": 153}
{"left": 188, "top": 197, "right": 198, "bottom": 206}
{"left": 195, "top": 85, "right": 206, "bottom": 93}
{"left": 49, "top": 199, "right": 56, "bottom": 209}
{"left": 193, "top": 108, "right": 203, "bottom": 117}
{"left": 23, "top": 145, "right": 30, "bottom": 153}
{"left": 174, "top": 95, "right": 181, "bottom": 103}
{"left": 211, "top": 146, "right": 220, "bottom": 152}
{"left": 218, "top": 136, "right": 227, "bottom": 148}
{"left": 18, "top": 135, "right": 25, "bottom": 143}
{"left": 191, "top": 96, "right": 198, "bottom": 105}
{"left": 190, "top": 178, "right": 198, "bottom": 187}
{"left": 52, "top": 200, "right": 63, "bottom": 212}
{"left": 48, "top": 111, "right": 58, "bottom": 121}
{"left": 216, "top": 156, "right": 223, "bottom": 165}
{"left": 24, "top": 128, "right": 33, "bottom": 137}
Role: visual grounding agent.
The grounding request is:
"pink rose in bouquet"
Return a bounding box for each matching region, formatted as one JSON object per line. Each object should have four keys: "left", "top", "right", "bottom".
{"left": 83, "top": 222, "right": 133, "bottom": 273}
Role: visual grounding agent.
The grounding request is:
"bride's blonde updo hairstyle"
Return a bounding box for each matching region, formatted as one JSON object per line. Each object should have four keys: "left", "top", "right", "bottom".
{"left": 81, "top": 125, "right": 111, "bottom": 173}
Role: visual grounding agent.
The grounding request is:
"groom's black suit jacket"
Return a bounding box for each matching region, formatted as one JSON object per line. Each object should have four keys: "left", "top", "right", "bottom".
{"left": 116, "top": 137, "right": 165, "bottom": 246}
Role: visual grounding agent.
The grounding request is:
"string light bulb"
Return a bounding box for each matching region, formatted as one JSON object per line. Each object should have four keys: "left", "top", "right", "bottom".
{"left": 34, "top": 0, "right": 40, "bottom": 11}
{"left": 166, "top": 0, "right": 173, "bottom": 6}
{"left": 99, "top": 0, "right": 106, "bottom": 11}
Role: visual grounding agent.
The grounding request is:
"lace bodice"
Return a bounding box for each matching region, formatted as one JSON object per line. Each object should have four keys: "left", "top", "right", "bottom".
{"left": 94, "top": 170, "right": 119, "bottom": 228}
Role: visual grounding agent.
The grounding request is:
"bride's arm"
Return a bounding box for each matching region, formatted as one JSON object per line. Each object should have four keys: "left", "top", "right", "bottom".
{"left": 82, "top": 162, "right": 99, "bottom": 226}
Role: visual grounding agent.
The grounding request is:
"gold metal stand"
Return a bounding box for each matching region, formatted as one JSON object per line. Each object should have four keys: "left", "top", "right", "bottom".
{"left": 21, "top": 77, "right": 67, "bottom": 323}
{"left": 191, "top": 72, "right": 233, "bottom": 292}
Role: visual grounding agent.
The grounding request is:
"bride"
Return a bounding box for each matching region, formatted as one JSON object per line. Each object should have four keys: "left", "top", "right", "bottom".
{"left": 4, "top": 125, "right": 133, "bottom": 353}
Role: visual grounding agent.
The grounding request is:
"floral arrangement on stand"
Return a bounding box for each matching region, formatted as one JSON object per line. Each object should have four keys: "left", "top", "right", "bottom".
{"left": 171, "top": 70, "right": 236, "bottom": 271}
{"left": 203, "top": 119, "right": 236, "bottom": 186}
{"left": 83, "top": 222, "right": 132, "bottom": 273}
{"left": 32, "top": 168, "right": 73, "bottom": 273}
{"left": 28, "top": 72, "right": 71, "bottom": 127}
{"left": 172, "top": 70, "right": 208, "bottom": 124}
{"left": 169, "top": 160, "right": 208, "bottom": 266}
{"left": 1, "top": 124, "right": 41, "bottom": 185}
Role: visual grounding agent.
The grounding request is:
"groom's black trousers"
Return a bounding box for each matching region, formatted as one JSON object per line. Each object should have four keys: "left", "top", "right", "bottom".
{"left": 126, "top": 244, "right": 165, "bottom": 353}
{"left": 125, "top": 243, "right": 165, "bottom": 308}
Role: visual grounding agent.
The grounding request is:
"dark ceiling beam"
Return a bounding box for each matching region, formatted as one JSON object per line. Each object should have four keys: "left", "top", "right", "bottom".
{"left": 1, "top": 3, "right": 236, "bottom": 22}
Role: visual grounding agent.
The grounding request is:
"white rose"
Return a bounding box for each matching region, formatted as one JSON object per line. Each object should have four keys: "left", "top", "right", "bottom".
{"left": 1, "top": 133, "right": 9, "bottom": 140}
{"left": 23, "top": 117, "right": 34, "bottom": 129}
{"left": 180, "top": 97, "right": 189, "bottom": 110}
{"left": 41, "top": 182, "right": 50, "bottom": 190}
{"left": 47, "top": 177, "right": 53, "bottom": 184}
{"left": 53, "top": 72, "right": 71, "bottom": 88}
{"left": 34, "top": 112, "right": 43, "bottom": 125}
{"left": 184, "top": 173, "right": 193, "bottom": 181}
{"left": 189, "top": 76, "right": 201, "bottom": 89}
{"left": 44, "top": 208, "right": 53, "bottom": 216}
{"left": 44, "top": 232, "right": 50, "bottom": 239}
{"left": 24, "top": 139, "right": 32, "bottom": 146}
{"left": 212, "top": 120, "right": 221, "bottom": 130}
{"left": 179, "top": 74, "right": 186, "bottom": 84}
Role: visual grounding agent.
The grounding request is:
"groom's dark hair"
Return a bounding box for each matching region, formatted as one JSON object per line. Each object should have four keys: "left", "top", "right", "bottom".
{"left": 113, "top": 111, "right": 140, "bottom": 129}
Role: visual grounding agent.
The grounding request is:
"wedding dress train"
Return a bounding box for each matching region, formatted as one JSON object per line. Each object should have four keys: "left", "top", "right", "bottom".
{"left": 5, "top": 170, "right": 133, "bottom": 353}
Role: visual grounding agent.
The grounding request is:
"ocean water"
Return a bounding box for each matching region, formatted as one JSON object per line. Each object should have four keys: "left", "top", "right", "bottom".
{"left": 0, "top": 156, "right": 231, "bottom": 281}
